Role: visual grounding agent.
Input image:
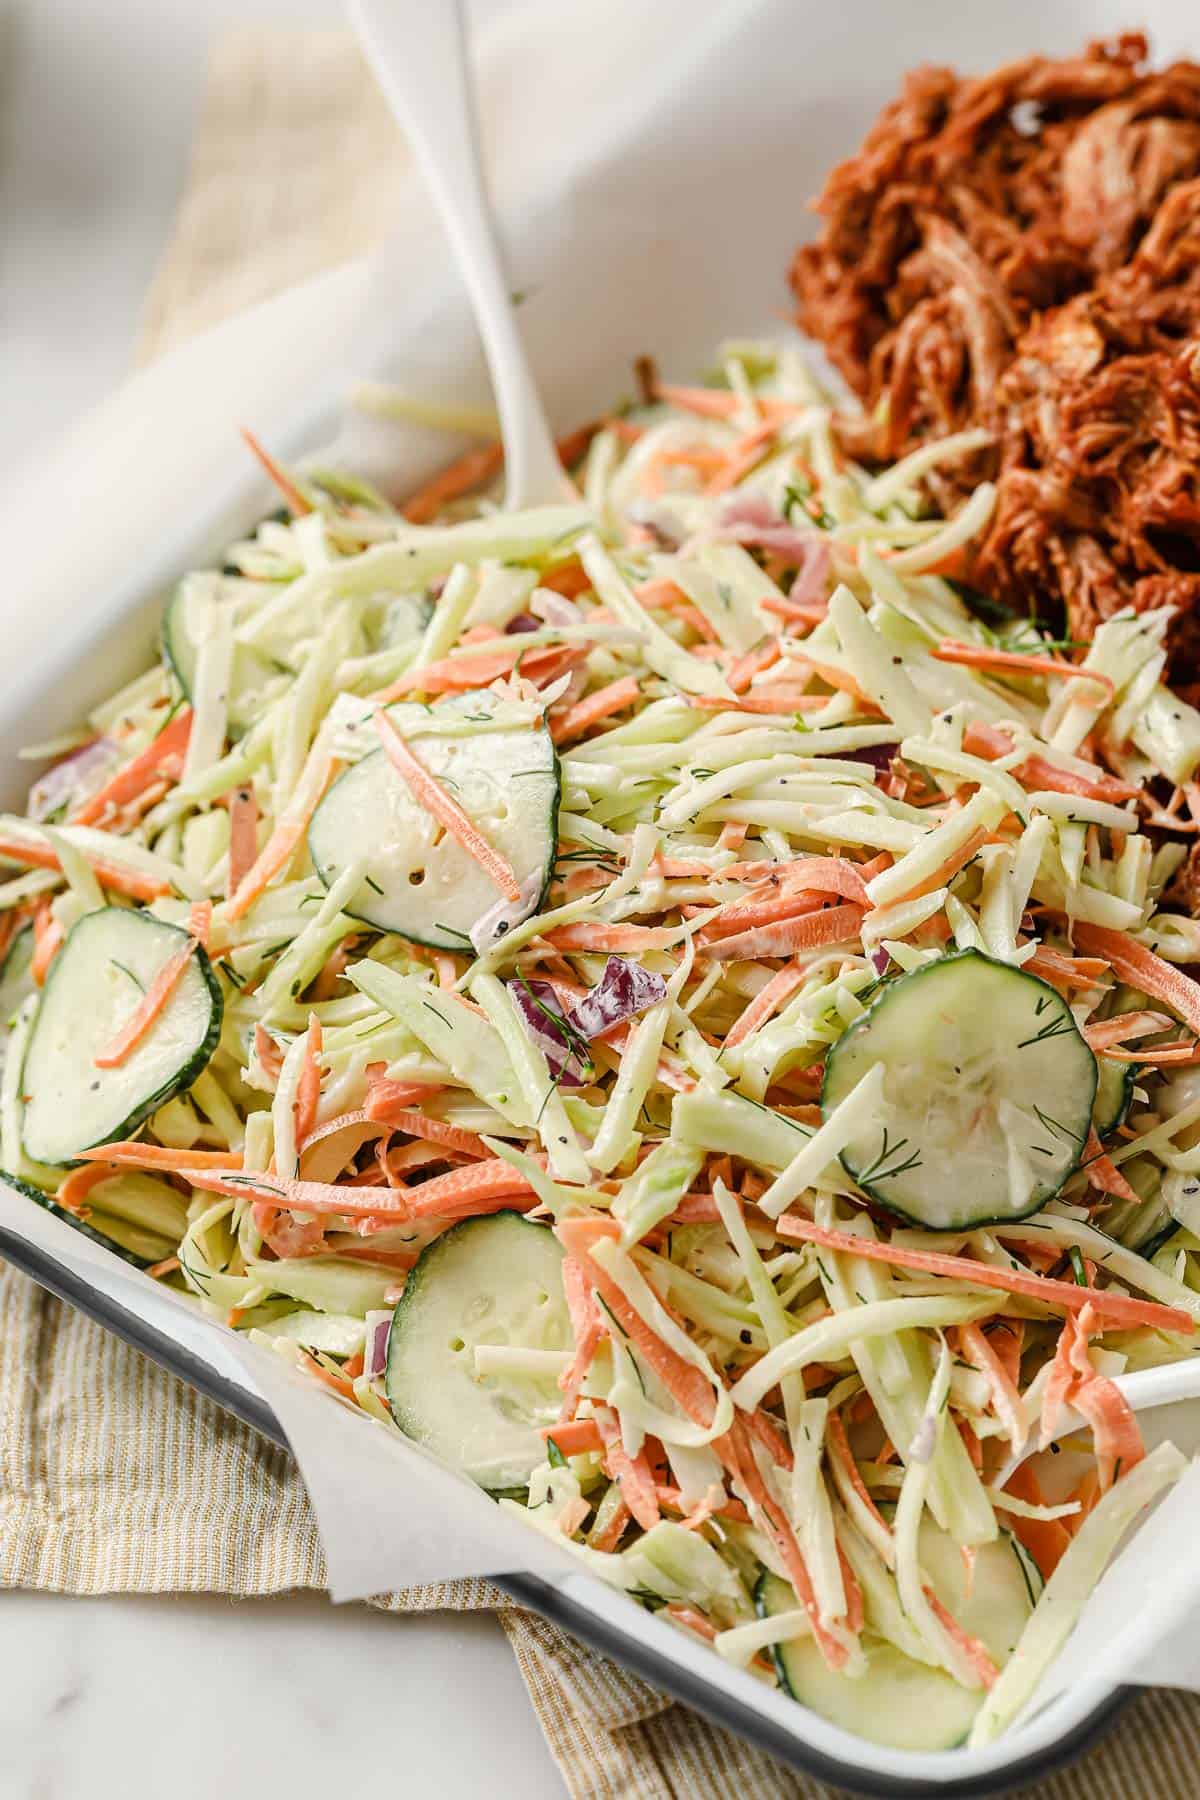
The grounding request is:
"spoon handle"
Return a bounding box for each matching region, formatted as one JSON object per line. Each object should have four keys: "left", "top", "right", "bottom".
{"left": 350, "top": 0, "right": 565, "bottom": 509}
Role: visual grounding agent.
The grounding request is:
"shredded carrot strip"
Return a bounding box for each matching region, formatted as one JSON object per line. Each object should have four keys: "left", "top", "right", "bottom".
{"left": 73, "top": 709, "right": 193, "bottom": 827}
{"left": 1040, "top": 1303, "right": 1145, "bottom": 1491}
{"left": 77, "top": 1142, "right": 243, "bottom": 1170}
{"left": 555, "top": 1215, "right": 846, "bottom": 1665}
{"left": 373, "top": 708, "right": 520, "bottom": 902}
{"left": 543, "top": 922, "right": 682, "bottom": 952}
{"left": 1102, "top": 1040, "right": 1200, "bottom": 1065}
{"left": 402, "top": 443, "right": 504, "bottom": 524}
{"left": 654, "top": 384, "right": 801, "bottom": 425}
{"left": 594, "top": 1403, "right": 662, "bottom": 1530}
{"left": 727, "top": 640, "right": 782, "bottom": 694}
{"left": 665, "top": 1604, "right": 719, "bottom": 1642}
{"left": 961, "top": 722, "right": 1138, "bottom": 804}
{"left": 774, "top": 1215, "right": 1194, "bottom": 1334}
{"left": 721, "top": 1414, "right": 850, "bottom": 1669}
{"left": 551, "top": 677, "right": 641, "bottom": 745}
{"left": 873, "top": 826, "right": 992, "bottom": 909}
{"left": 296, "top": 1109, "right": 375, "bottom": 1154}
{"left": 699, "top": 860, "right": 869, "bottom": 945}
{"left": 556, "top": 1217, "right": 718, "bottom": 1422}
{"left": 827, "top": 1413, "right": 893, "bottom": 1542}
{"left": 31, "top": 901, "right": 63, "bottom": 986}
{"left": 300, "top": 1351, "right": 356, "bottom": 1401}
{"left": 926, "top": 1590, "right": 997, "bottom": 1688}
{"left": 723, "top": 961, "right": 806, "bottom": 1049}
{"left": 589, "top": 1495, "right": 632, "bottom": 1553}
{"left": 0, "top": 836, "right": 168, "bottom": 903}
{"left": 1083, "top": 1127, "right": 1150, "bottom": 1204}
{"left": 704, "top": 422, "right": 777, "bottom": 496}
{"left": 539, "top": 559, "right": 591, "bottom": 599}
{"left": 1082, "top": 1011, "right": 1172, "bottom": 1052}
{"left": 225, "top": 784, "right": 259, "bottom": 899}
{"left": 241, "top": 427, "right": 312, "bottom": 515}
{"left": 744, "top": 1404, "right": 794, "bottom": 1472}
{"left": 56, "top": 1164, "right": 117, "bottom": 1214}
{"left": 657, "top": 1485, "right": 751, "bottom": 1526}
{"left": 188, "top": 900, "right": 212, "bottom": 950}
{"left": 370, "top": 640, "right": 576, "bottom": 702}
{"left": 957, "top": 1323, "right": 1024, "bottom": 1455}
{"left": 689, "top": 692, "right": 830, "bottom": 715}
{"left": 540, "top": 1418, "right": 604, "bottom": 1456}
{"left": 93, "top": 941, "right": 196, "bottom": 1069}
{"left": 364, "top": 1068, "right": 444, "bottom": 1112}
{"left": 1072, "top": 923, "right": 1200, "bottom": 1035}
{"left": 183, "top": 1158, "right": 534, "bottom": 1222}
{"left": 1022, "top": 945, "right": 1109, "bottom": 992}
{"left": 361, "top": 1099, "right": 485, "bottom": 1159}
{"left": 934, "top": 641, "right": 1113, "bottom": 694}
{"left": 254, "top": 1023, "right": 285, "bottom": 1085}
{"left": 839, "top": 1547, "right": 866, "bottom": 1635}
{"left": 558, "top": 1255, "right": 604, "bottom": 1419}
{"left": 702, "top": 902, "right": 866, "bottom": 964}
{"left": 293, "top": 1014, "right": 324, "bottom": 1147}
{"left": 226, "top": 736, "right": 339, "bottom": 922}
{"left": 146, "top": 1256, "right": 181, "bottom": 1280}
{"left": 635, "top": 579, "right": 720, "bottom": 642}
{"left": 1002, "top": 1462, "right": 1072, "bottom": 1580}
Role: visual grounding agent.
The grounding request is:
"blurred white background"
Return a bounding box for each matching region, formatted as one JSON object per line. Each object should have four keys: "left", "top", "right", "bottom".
{"left": 0, "top": 0, "right": 499, "bottom": 467}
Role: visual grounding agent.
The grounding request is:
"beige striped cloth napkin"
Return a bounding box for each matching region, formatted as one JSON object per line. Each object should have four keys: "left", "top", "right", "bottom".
{"left": 1, "top": 24, "right": 1197, "bottom": 1798}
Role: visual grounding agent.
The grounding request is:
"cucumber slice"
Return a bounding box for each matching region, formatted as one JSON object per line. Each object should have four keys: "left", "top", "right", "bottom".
{"left": 0, "top": 1170, "right": 163, "bottom": 1269}
{"left": 1093, "top": 1057, "right": 1135, "bottom": 1138}
{"left": 822, "top": 949, "right": 1096, "bottom": 1229}
{"left": 0, "top": 923, "right": 35, "bottom": 1024}
{"left": 756, "top": 1521, "right": 1038, "bottom": 1750}
{"left": 20, "top": 908, "right": 222, "bottom": 1165}
{"left": 162, "top": 579, "right": 282, "bottom": 734}
{"left": 385, "top": 1212, "right": 571, "bottom": 1491}
{"left": 308, "top": 695, "right": 559, "bottom": 952}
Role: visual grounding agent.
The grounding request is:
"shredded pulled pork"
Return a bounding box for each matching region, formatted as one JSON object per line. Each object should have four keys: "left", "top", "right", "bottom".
{"left": 790, "top": 33, "right": 1200, "bottom": 692}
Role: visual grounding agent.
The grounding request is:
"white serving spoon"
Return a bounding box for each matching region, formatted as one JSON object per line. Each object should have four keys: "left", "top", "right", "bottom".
{"left": 998, "top": 1356, "right": 1200, "bottom": 1485}
{"left": 348, "top": 0, "right": 568, "bottom": 510}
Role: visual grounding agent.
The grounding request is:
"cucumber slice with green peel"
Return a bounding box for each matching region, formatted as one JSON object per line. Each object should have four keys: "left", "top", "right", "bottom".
{"left": 308, "top": 695, "right": 559, "bottom": 952}
{"left": 162, "top": 578, "right": 283, "bottom": 735}
{"left": 1093, "top": 1057, "right": 1135, "bottom": 1138}
{"left": 20, "top": 908, "right": 222, "bottom": 1166}
{"left": 0, "top": 1170, "right": 166, "bottom": 1270}
{"left": 0, "top": 924, "right": 35, "bottom": 1025}
{"left": 822, "top": 949, "right": 1097, "bottom": 1230}
{"left": 756, "top": 1521, "right": 1038, "bottom": 1750}
{"left": 385, "top": 1212, "right": 571, "bottom": 1491}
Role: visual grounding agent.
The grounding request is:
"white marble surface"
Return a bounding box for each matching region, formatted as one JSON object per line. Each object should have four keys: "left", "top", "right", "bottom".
{"left": 0, "top": 1592, "right": 562, "bottom": 1799}
{"left": 0, "top": 2, "right": 565, "bottom": 1795}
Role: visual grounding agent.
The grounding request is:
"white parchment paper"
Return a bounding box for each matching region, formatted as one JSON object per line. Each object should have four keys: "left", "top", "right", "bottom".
{"left": 3, "top": 0, "right": 1200, "bottom": 1772}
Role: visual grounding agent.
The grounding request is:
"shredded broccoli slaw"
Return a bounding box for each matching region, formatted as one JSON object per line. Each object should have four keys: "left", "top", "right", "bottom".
{"left": 6, "top": 340, "right": 1200, "bottom": 1749}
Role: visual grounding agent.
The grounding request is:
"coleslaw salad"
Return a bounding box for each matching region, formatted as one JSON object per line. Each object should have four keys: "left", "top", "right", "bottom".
{"left": 4, "top": 339, "right": 1200, "bottom": 1750}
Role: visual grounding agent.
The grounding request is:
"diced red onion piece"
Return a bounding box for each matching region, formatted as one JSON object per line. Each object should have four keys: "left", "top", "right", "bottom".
{"left": 505, "top": 613, "right": 541, "bottom": 635}
{"left": 364, "top": 1309, "right": 392, "bottom": 1379}
{"left": 626, "top": 500, "right": 687, "bottom": 548}
{"left": 844, "top": 743, "right": 899, "bottom": 776}
{"left": 716, "top": 492, "right": 823, "bottom": 565}
{"left": 567, "top": 956, "right": 667, "bottom": 1039}
{"left": 508, "top": 978, "right": 590, "bottom": 1086}
{"left": 530, "top": 589, "right": 581, "bottom": 627}
{"left": 28, "top": 737, "right": 121, "bottom": 822}
{"left": 870, "top": 946, "right": 890, "bottom": 977}
{"left": 789, "top": 536, "right": 832, "bottom": 606}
